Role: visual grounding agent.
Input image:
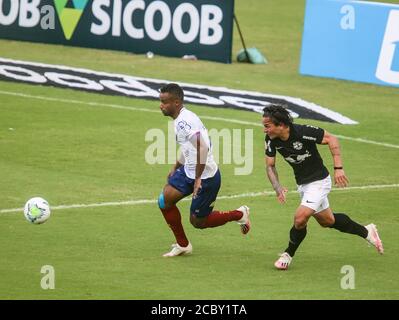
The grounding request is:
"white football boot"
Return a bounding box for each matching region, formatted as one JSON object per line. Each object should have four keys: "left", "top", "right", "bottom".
{"left": 163, "top": 242, "right": 193, "bottom": 257}
{"left": 236, "top": 205, "right": 251, "bottom": 235}
{"left": 365, "top": 224, "right": 384, "bottom": 254}
{"left": 274, "top": 252, "right": 292, "bottom": 270}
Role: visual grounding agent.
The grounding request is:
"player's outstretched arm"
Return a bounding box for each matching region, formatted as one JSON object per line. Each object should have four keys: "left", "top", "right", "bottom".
{"left": 321, "top": 130, "right": 349, "bottom": 188}
{"left": 265, "top": 156, "right": 287, "bottom": 204}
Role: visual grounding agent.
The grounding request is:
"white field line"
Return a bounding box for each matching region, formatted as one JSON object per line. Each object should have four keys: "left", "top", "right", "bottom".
{"left": 1, "top": 90, "right": 399, "bottom": 149}
{"left": 1, "top": 183, "right": 398, "bottom": 214}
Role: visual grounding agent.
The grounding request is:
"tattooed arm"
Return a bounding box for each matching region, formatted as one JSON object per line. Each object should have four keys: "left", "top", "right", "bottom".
{"left": 266, "top": 156, "right": 288, "bottom": 204}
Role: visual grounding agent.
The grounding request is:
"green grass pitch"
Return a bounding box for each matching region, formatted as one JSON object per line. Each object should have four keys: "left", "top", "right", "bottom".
{"left": 0, "top": 0, "right": 398, "bottom": 299}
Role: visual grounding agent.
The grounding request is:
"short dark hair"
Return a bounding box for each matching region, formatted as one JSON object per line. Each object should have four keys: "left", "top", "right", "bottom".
{"left": 159, "top": 83, "right": 184, "bottom": 102}
{"left": 262, "top": 104, "right": 293, "bottom": 126}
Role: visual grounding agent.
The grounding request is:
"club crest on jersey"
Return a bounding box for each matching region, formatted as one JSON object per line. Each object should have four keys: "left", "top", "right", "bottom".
{"left": 293, "top": 141, "right": 303, "bottom": 150}
{"left": 177, "top": 120, "right": 192, "bottom": 134}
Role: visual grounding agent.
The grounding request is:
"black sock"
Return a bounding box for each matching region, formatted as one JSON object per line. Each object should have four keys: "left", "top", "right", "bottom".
{"left": 285, "top": 225, "right": 307, "bottom": 257}
{"left": 330, "top": 213, "right": 368, "bottom": 238}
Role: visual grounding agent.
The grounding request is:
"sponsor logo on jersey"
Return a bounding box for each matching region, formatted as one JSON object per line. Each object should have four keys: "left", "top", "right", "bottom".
{"left": 302, "top": 135, "right": 317, "bottom": 141}
{"left": 284, "top": 151, "right": 311, "bottom": 164}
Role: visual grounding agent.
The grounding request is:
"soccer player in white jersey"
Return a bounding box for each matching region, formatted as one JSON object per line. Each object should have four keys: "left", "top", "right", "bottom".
{"left": 263, "top": 104, "right": 383, "bottom": 270}
{"left": 157, "top": 83, "right": 250, "bottom": 257}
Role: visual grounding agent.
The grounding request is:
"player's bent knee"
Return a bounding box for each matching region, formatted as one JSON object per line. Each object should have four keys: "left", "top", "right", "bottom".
{"left": 294, "top": 216, "right": 308, "bottom": 229}
{"left": 191, "top": 221, "right": 206, "bottom": 229}
{"left": 319, "top": 218, "right": 334, "bottom": 228}
{"left": 190, "top": 214, "right": 206, "bottom": 229}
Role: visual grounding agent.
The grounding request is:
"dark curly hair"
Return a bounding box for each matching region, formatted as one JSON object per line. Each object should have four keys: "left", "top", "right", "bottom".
{"left": 263, "top": 104, "right": 293, "bottom": 126}
{"left": 159, "top": 83, "right": 184, "bottom": 102}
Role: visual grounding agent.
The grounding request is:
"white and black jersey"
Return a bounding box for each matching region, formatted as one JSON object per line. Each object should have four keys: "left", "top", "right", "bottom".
{"left": 265, "top": 124, "right": 329, "bottom": 185}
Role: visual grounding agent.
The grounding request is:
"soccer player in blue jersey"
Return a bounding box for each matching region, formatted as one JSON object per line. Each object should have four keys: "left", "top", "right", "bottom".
{"left": 263, "top": 104, "right": 383, "bottom": 270}
{"left": 157, "top": 83, "right": 250, "bottom": 257}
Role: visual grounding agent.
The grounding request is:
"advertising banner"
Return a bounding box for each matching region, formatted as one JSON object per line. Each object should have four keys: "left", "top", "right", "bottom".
{"left": 0, "top": 57, "right": 359, "bottom": 124}
{"left": 0, "top": 0, "right": 234, "bottom": 63}
{"left": 300, "top": 0, "right": 399, "bottom": 87}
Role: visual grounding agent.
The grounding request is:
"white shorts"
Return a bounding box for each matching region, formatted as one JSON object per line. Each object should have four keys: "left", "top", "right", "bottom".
{"left": 297, "top": 175, "right": 332, "bottom": 213}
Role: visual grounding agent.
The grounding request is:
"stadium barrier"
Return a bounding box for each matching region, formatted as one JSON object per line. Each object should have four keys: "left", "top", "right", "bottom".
{"left": 0, "top": 0, "right": 234, "bottom": 63}
{"left": 300, "top": 0, "right": 399, "bottom": 87}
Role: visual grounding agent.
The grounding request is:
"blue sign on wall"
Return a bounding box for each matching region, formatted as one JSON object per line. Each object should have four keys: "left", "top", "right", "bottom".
{"left": 300, "top": 0, "right": 399, "bottom": 87}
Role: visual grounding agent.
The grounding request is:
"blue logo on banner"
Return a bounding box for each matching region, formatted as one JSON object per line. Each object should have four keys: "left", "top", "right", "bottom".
{"left": 392, "top": 41, "right": 399, "bottom": 71}
{"left": 300, "top": 0, "right": 399, "bottom": 87}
